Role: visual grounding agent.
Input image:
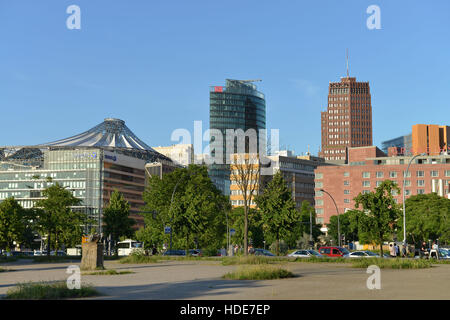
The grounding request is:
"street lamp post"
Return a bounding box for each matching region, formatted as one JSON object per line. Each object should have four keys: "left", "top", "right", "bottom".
{"left": 402, "top": 153, "right": 426, "bottom": 249}
{"left": 309, "top": 207, "right": 313, "bottom": 249}
{"left": 320, "top": 189, "right": 341, "bottom": 247}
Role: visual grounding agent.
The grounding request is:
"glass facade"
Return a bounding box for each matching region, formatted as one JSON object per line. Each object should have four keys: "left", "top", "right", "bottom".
{"left": 209, "top": 80, "right": 266, "bottom": 194}
{"left": 0, "top": 148, "right": 103, "bottom": 229}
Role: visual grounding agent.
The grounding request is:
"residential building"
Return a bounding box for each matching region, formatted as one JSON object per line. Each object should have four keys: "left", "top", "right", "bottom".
{"left": 152, "top": 144, "right": 194, "bottom": 167}
{"left": 314, "top": 146, "right": 450, "bottom": 228}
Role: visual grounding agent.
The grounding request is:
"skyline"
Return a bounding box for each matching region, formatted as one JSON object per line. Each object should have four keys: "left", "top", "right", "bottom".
{"left": 1, "top": 1, "right": 449, "bottom": 155}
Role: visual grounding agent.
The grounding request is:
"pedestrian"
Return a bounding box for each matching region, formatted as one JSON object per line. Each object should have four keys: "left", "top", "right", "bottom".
{"left": 389, "top": 243, "right": 396, "bottom": 258}
{"left": 402, "top": 245, "right": 407, "bottom": 258}
{"left": 152, "top": 245, "right": 158, "bottom": 255}
{"left": 394, "top": 244, "right": 400, "bottom": 257}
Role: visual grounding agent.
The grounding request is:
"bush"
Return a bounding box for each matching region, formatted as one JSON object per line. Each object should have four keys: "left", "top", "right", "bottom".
{"left": 223, "top": 265, "right": 294, "bottom": 280}
{"left": 4, "top": 281, "right": 98, "bottom": 300}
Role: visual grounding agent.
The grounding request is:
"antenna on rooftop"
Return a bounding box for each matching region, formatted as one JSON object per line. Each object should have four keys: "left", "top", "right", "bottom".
{"left": 346, "top": 49, "right": 349, "bottom": 77}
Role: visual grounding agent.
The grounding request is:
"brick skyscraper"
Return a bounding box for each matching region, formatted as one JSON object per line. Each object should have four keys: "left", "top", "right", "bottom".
{"left": 319, "top": 76, "right": 373, "bottom": 163}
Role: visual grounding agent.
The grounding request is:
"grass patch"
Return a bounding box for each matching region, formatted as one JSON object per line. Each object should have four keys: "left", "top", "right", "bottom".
{"left": 4, "top": 281, "right": 98, "bottom": 300}
{"left": 118, "top": 255, "right": 160, "bottom": 264}
{"left": 0, "top": 267, "right": 10, "bottom": 272}
{"left": 82, "top": 269, "right": 134, "bottom": 275}
{"left": 292, "top": 256, "right": 349, "bottom": 263}
{"left": 0, "top": 256, "right": 19, "bottom": 263}
{"left": 221, "top": 256, "right": 286, "bottom": 266}
{"left": 223, "top": 265, "right": 294, "bottom": 280}
{"left": 350, "top": 258, "right": 433, "bottom": 269}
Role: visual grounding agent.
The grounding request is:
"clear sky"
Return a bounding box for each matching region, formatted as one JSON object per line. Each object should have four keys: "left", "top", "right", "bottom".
{"left": 1, "top": 0, "right": 449, "bottom": 155}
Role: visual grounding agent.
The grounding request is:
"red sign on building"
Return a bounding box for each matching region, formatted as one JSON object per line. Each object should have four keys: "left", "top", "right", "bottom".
{"left": 214, "top": 86, "right": 223, "bottom": 92}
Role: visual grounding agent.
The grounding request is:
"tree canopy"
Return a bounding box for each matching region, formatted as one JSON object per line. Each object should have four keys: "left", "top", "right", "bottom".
{"left": 139, "top": 165, "right": 230, "bottom": 252}
{"left": 397, "top": 193, "right": 450, "bottom": 244}
{"left": 254, "top": 171, "right": 300, "bottom": 255}
{"left": 0, "top": 197, "right": 27, "bottom": 252}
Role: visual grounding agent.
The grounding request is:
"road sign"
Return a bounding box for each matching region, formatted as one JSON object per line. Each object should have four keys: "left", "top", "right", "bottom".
{"left": 230, "top": 228, "right": 235, "bottom": 236}
{"left": 164, "top": 226, "right": 171, "bottom": 234}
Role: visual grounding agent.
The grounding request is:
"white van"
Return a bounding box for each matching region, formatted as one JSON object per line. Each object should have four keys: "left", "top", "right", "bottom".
{"left": 117, "top": 239, "right": 144, "bottom": 256}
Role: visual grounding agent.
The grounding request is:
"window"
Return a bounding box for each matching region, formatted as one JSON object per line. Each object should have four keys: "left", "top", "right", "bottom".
{"left": 389, "top": 171, "right": 397, "bottom": 178}
{"left": 362, "top": 172, "right": 370, "bottom": 178}
{"left": 404, "top": 190, "right": 411, "bottom": 196}
{"left": 417, "top": 180, "right": 425, "bottom": 187}
{"left": 315, "top": 173, "right": 323, "bottom": 179}
{"left": 376, "top": 181, "right": 382, "bottom": 187}
{"left": 431, "top": 171, "right": 439, "bottom": 177}
{"left": 363, "top": 181, "right": 370, "bottom": 187}
{"left": 316, "top": 182, "right": 323, "bottom": 188}
{"left": 344, "top": 172, "right": 350, "bottom": 177}
{"left": 344, "top": 180, "right": 350, "bottom": 186}
{"left": 446, "top": 170, "right": 450, "bottom": 177}
{"left": 344, "top": 190, "right": 350, "bottom": 194}
{"left": 344, "top": 199, "right": 350, "bottom": 203}
{"left": 403, "top": 180, "right": 411, "bottom": 187}
{"left": 316, "top": 208, "right": 324, "bottom": 214}
{"left": 316, "top": 199, "right": 323, "bottom": 206}
{"left": 417, "top": 171, "right": 424, "bottom": 177}
{"left": 316, "top": 190, "right": 323, "bottom": 197}
{"left": 403, "top": 171, "right": 411, "bottom": 178}
{"left": 362, "top": 190, "right": 370, "bottom": 194}
{"left": 417, "top": 189, "right": 425, "bottom": 194}
{"left": 376, "top": 172, "right": 384, "bottom": 178}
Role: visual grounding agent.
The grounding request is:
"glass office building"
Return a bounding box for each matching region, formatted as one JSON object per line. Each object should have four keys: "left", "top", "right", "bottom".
{"left": 209, "top": 79, "right": 266, "bottom": 194}
{"left": 0, "top": 118, "right": 171, "bottom": 231}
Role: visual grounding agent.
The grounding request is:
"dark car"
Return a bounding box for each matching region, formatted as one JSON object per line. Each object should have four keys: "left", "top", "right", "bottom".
{"left": 162, "top": 250, "right": 186, "bottom": 256}
{"left": 319, "top": 246, "right": 350, "bottom": 257}
{"left": 253, "top": 249, "right": 276, "bottom": 256}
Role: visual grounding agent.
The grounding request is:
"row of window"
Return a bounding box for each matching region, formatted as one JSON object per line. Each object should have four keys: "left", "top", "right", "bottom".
{"left": 316, "top": 170, "right": 450, "bottom": 179}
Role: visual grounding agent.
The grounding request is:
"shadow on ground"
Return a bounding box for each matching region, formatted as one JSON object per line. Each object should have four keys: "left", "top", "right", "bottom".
{"left": 89, "top": 278, "right": 267, "bottom": 300}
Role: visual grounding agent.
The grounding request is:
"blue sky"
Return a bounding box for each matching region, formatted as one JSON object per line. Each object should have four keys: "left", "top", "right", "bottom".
{"left": 1, "top": 0, "right": 449, "bottom": 155}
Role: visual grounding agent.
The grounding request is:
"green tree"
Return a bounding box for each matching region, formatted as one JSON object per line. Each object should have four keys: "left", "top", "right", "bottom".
{"left": 397, "top": 193, "right": 450, "bottom": 245}
{"left": 34, "top": 183, "right": 83, "bottom": 255}
{"left": 327, "top": 210, "right": 359, "bottom": 245}
{"left": 229, "top": 206, "right": 264, "bottom": 250}
{"left": 352, "top": 180, "right": 401, "bottom": 256}
{"left": 254, "top": 171, "right": 300, "bottom": 255}
{"left": 140, "top": 165, "right": 229, "bottom": 253}
{"left": 0, "top": 198, "right": 26, "bottom": 252}
{"left": 103, "top": 190, "right": 135, "bottom": 256}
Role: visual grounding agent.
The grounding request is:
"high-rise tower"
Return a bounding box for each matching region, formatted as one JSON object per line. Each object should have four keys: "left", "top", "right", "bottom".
{"left": 319, "top": 76, "right": 372, "bottom": 163}
{"left": 209, "top": 79, "right": 266, "bottom": 194}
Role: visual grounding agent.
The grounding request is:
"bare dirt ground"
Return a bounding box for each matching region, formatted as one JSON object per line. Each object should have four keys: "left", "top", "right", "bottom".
{"left": 1, "top": 259, "right": 449, "bottom": 299}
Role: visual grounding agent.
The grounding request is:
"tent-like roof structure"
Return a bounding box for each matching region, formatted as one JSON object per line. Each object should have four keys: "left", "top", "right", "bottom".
{"left": 42, "top": 118, "right": 155, "bottom": 151}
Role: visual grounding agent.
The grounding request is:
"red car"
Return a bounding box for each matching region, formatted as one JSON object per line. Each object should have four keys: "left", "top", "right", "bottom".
{"left": 319, "top": 246, "right": 350, "bottom": 257}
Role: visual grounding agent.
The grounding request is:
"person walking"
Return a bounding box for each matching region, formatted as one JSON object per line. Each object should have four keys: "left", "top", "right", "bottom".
{"left": 394, "top": 243, "right": 400, "bottom": 257}
{"left": 389, "top": 243, "right": 396, "bottom": 258}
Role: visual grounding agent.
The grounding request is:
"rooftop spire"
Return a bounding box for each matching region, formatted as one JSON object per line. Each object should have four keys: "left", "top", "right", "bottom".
{"left": 346, "top": 48, "right": 349, "bottom": 77}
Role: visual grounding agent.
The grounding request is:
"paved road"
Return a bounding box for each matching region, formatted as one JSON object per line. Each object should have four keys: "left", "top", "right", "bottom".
{"left": 1, "top": 259, "right": 449, "bottom": 299}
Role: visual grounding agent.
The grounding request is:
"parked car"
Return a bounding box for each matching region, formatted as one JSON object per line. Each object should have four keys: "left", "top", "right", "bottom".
{"left": 288, "top": 249, "right": 324, "bottom": 258}
{"left": 439, "top": 249, "right": 450, "bottom": 260}
{"left": 318, "top": 246, "right": 350, "bottom": 257}
{"left": 253, "top": 249, "right": 275, "bottom": 256}
{"left": 189, "top": 249, "right": 202, "bottom": 257}
{"left": 50, "top": 250, "right": 67, "bottom": 256}
{"left": 162, "top": 249, "right": 186, "bottom": 256}
{"left": 344, "top": 250, "right": 380, "bottom": 258}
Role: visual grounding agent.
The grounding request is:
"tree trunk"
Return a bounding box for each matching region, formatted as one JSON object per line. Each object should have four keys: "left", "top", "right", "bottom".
{"left": 47, "top": 233, "right": 51, "bottom": 256}
{"left": 244, "top": 204, "right": 248, "bottom": 256}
